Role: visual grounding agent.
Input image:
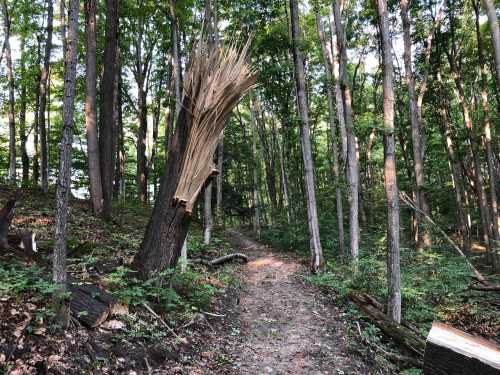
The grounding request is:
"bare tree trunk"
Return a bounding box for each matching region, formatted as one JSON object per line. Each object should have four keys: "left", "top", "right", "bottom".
{"left": 54, "top": 0, "right": 78, "bottom": 326}
{"left": 170, "top": 0, "right": 183, "bottom": 120}
{"left": 114, "top": 73, "right": 125, "bottom": 199}
{"left": 436, "top": 70, "right": 471, "bottom": 253}
{"left": 289, "top": 0, "right": 324, "bottom": 272}
{"left": 250, "top": 95, "right": 262, "bottom": 237}
{"left": 447, "top": 52, "right": 495, "bottom": 267}
{"left": 400, "top": 0, "right": 431, "bottom": 250}
{"left": 100, "top": 0, "right": 118, "bottom": 219}
{"left": 203, "top": 182, "right": 213, "bottom": 245}
{"left": 19, "top": 38, "right": 29, "bottom": 187}
{"left": 474, "top": 0, "right": 500, "bottom": 245}
{"left": 482, "top": 0, "right": 500, "bottom": 86}
{"left": 84, "top": 0, "right": 103, "bottom": 216}
{"left": 377, "top": 0, "right": 401, "bottom": 323}
{"left": 332, "top": 1, "right": 360, "bottom": 260}
{"left": 37, "top": 0, "right": 54, "bottom": 192}
{"left": 2, "top": 0, "right": 16, "bottom": 184}
{"left": 216, "top": 140, "right": 223, "bottom": 219}
{"left": 315, "top": 8, "right": 345, "bottom": 257}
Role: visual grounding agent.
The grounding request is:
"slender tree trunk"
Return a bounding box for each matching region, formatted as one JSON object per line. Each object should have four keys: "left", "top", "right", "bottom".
{"left": 482, "top": 0, "right": 500, "bottom": 87}
{"left": 315, "top": 8, "right": 345, "bottom": 257}
{"left": 19, "top": 38, "right": 29, "bottom": 186}
{"left": 2, "top": 0, "right": 16, "bottom": 184}
{"left": 38, "top": 0, "right": 54, "bottom": 192}
{"left": 203, "top": 182, "right": 213, "bottom": 244}
{"left": 474, "top": 1, "right": 500, "bottom": 245}
{"left": 114, "top": 74, "right": 125, "bottom": 199}
{"left": 366, "top": 127, "right": 376, "bottom": 226}
{"left": 436, "top": 70, "right": 471, "bottom": 253}
{"left": 332, "top": 1, "right": 360, "bottom": 260}
{"left": 137, "top": 84, "right": 148, "bottom": 203}
{"left": 170, "top": 0, "right": 183, "bottom": 120}
{"left": 289, "top": 0, "right": 324, "bottom": 272}
{"left": 100, "top": 0, "right": 118, "bottom": 219}
{"left": 54, "top": 0, "right": 78, "bottom": 326}
{"left": 216, "top": 140, "right": 223, "bottom": 220}
{"left": 84, "top": 0, "right": 103, "bottom": 216}
{"left": 448, "top": 52, "right": 495, "bottom": 267}
{"left": 400, "top": 0, "right": 431, "bottom": 250}
{"left": 377, "top": 0, "right": 401, "bottom": 323}
{"left": 250, "top": 99, "right": 261, "bottom": 238}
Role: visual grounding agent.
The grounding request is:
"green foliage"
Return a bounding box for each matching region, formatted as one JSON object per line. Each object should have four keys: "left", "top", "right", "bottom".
{"left": 0, "top": 262, "right": 58, "bottom": 297}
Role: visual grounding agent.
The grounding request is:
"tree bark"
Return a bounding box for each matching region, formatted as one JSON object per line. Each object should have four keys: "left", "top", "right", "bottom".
{"left": 250, "top": 95, "right": 262, "bottom": 238}
{"left": 19, "top": 38, "right": 29, "bottom": 187}
{"left": 315, "top": 8, "right": 345, "bottom": 257}
{"left": 100, "top": 0, "right": 118, "bottom": 219}
{"left": 474, "top": 0, "right": 500, "bottom": 246}
{"left": 481, "top": 0, "right": 500, "bottom": 87}
{"left": 289, "top": 0, "right": 324, "bottom": 272}
{"left": 38, "top": 0, "right": 54, "bottom": 192}
{"left": 332, "top": 1, "right": 360, "bottom": 260}
{"left": 170, "top": 0, "right": 183, "bottom": 120}
{"left": 203, "top": 182, "right": 213, "bottom": 245}
{"left": 400, "top": 0, "right": 431, "bottom": 250}
{"left": 54, "top": 0, "right": 79, "bottom": 327}
{"left": 377, "top": 0, "right": 401, "bottom": 323}
{"left": 2, "top": 0, "right": 16, "bottom": 184}
{"left": 84, "top": 0, "right": 103, "bottom": 216}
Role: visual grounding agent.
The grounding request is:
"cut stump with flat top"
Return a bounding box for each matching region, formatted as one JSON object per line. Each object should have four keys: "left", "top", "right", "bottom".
{"left": 423, "top": 322, "right": 500, "bottom": 374}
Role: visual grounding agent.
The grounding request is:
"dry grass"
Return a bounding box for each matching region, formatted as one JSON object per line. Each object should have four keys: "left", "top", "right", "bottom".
{"left": 174, "top": 38, "right": 258, "bottom": 212}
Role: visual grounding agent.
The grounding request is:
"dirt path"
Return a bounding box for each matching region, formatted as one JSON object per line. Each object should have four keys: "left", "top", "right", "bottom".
{"left": 221, "top": 230, "right": 368, "bottom": 374}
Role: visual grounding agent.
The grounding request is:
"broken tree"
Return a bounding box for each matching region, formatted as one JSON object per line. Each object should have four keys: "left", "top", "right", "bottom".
{"left": 133, "top": 38, "right": 257, "bottom": 278}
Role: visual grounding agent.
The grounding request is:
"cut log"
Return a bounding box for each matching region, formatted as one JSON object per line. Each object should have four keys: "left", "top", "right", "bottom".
{"left": 348, "top": 291, "right": 426, "bottom": 357}
{"left": 199, "top": 253, "right": 249, "bottom": 267}
{"left": 69, "top": 283, "right": 116, "bottom": 327}
{"left": 423, "top": 322, "right": 500, "bottom": 374}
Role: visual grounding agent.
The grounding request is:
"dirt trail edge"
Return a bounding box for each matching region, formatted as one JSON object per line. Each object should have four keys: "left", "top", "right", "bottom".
{"left": 220, "top": 230, "right": 369, "bottom": 375}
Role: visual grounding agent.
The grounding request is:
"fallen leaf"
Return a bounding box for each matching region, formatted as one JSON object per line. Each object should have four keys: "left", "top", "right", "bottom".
{"left": 101, "top": 320, "right": 125, "bottom": 330}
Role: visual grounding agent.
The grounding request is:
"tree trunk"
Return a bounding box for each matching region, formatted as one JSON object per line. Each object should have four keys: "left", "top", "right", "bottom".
{"left": 38, "top": 0, "right": 54, "bottom": 192}
{"left": 289, "top": 0, "right": 324, "bottom": 272}
{"left": 332, "top": 1, "right": 360, "bottom": 260}
{"left": 400, "top": 0, "right": 431, "bottom": 250}
{"left": 54, "top": 0, "right": 79, "bottom": 327}
{"left": 170, "top": 0, "right": 183, "bottom": 120}
{"left": 203, "top": 182, "right": 213, "bottom": 245}
{"left": 250, "top": 95, "right": 261, "bottom": 238}
{"left": 482, "top": 0, "right": 500, "bottom": 87}
{"left": 137, "top": 84, "right": 148, "bottom": 203}
{"left": 378, "top": 0, "right": 401, "bottom": 323}
{"left": 2, "top": 0, "right": 16, "bottom": 185}
{"left": 216, "top": 139, "right": 223, "bottom": 220}
{"left": 100, "top": 0, "right": 118, "bottom": 219}
{"left": 315, "top": 8, "right": 345, "bottom": 257}
{"left": 19, "top": 38, "right": 29, "bottom": 187}
{"left": 474, "top": 0, "right": 500, "bottom": 246}
{"left": 84, "top": 0, "right": 103, "bottom": 217}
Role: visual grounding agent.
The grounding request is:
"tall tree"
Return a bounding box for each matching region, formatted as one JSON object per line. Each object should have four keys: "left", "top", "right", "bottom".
{"left": 332, "top": 1, "right": 360, "bottom": 260}
{"left": 481, "top": 0, "right": 500, "bottom": 86}
{"left": 314, "top": 8, "right": 345, "bottom": 257}
{"left": 38, "top": 0, "right": 54, "bottom": 192}
{"left": 19, "top": 37, "right": 30, "bottom": 186}
{"left": 84, "top": 0, "right": 103, "bottom": 216}
{"left": 2, "top": 0, "right": 16, "bottom": 184}
{"left": 53, "top": 0, "right": 79, "bottom": 325}
{"left": 100, "top": 0, "right": 119, "bottom": 219}
{"left": 377, "top": 0, "right": 401, "bottom": 323}
{"left": 289, "top": 0, "right": 324, "bottom": 272}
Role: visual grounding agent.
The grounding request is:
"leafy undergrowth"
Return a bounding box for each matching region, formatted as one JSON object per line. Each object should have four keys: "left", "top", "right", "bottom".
{"left": 261, "top": 220, "right": 500, "bottom": 374}
{"left": 0, "top": 186, "right": 238, "bottom": 374}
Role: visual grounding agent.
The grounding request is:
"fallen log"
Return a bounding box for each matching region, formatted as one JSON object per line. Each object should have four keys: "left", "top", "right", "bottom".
{"left": 199, "top": 253, "right": 249, "bottom": 267}
{"left": 423, "top": 322, "right": 500, "bottom": 374}
{"left": 68, "top": 283, "right": 116, "bottom": 327}
{"left": 348, "top": 291, "right": 426, "bottom": 358}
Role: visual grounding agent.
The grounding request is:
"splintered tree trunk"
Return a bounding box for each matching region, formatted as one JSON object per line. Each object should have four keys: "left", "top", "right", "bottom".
{"left": 133, "top": 104, "right": 193, "bottom": 277}
{"left": 482, "top": 0, "right": 500, "bottom": 86}
{"left": 54, "top": 0, "right": 79, "bottom": 326}
{"left": 378, "top": 0, "right": 401, "bottom": 323}
{"left": 315, "top": 9, "right": 344, "bottom": 257}
{"left": 2, "top": 0, "right": 16, "bottom": 184}
{"left": 203, "top": 182, "right": 213, "bottom": 245}
{"left": 39, "top": 0, "right": 54, "bottom": 192}
{"left": 400, "top": 0, "right": 431, "bottom": 250}
{"left": 475, "top": 1, "right": 500, "bottom": 245}
{"left": 289, "top": 0, "right": 324, "bottom": 272}
{"left": 332, "top": 1, "right": 360, "bottom": 260}
{"left": 84, "top": 0, "right": 103, "bottom": 216}
{"left": 100, "top": 0, "right": 118, "bottom": 219}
